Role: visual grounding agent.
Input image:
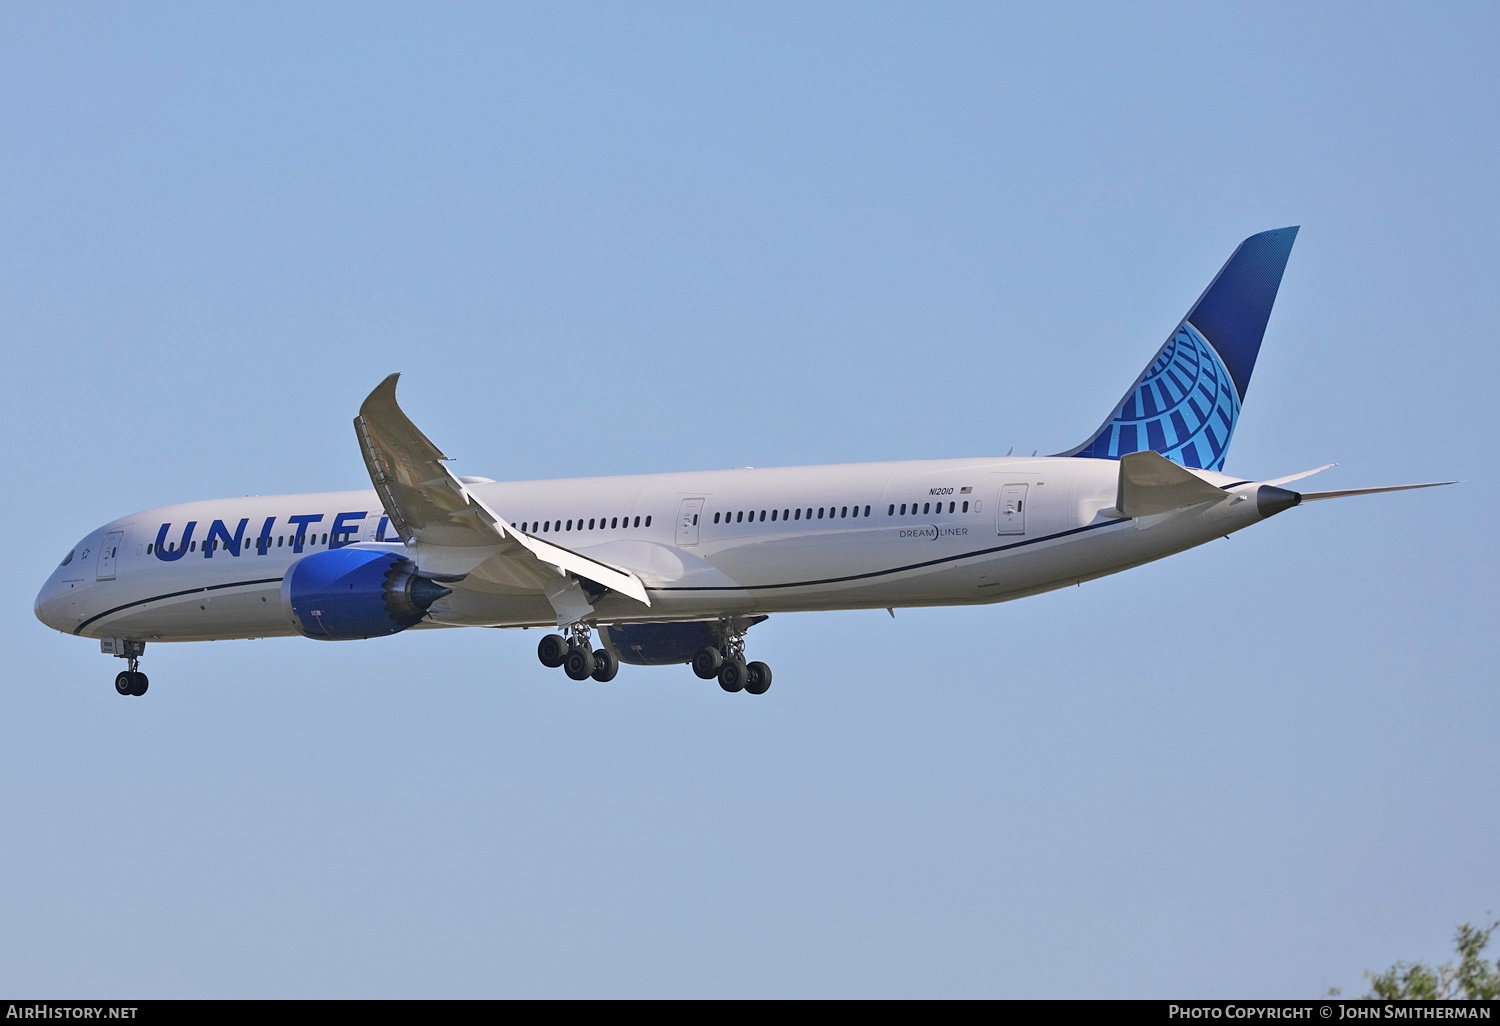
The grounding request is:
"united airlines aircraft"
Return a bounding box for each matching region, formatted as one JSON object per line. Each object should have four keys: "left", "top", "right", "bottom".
{"left": 35, "top": 227, "right": 1452, "bottom": 697}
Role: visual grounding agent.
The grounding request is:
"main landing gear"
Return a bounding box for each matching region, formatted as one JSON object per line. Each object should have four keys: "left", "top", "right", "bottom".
{"left": 103, "top": 639, "right": 148, "bottom": 697}
{"left": 536, "top": 624, "right": 619, "bottom": 683}
{"left": 691, "top": 621, "right": 772, "bottom": 696}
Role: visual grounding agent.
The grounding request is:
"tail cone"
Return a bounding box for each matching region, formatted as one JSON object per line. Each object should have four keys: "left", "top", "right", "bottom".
{"left": 1256, "top": 485, "right": 1302, "bottom": 518}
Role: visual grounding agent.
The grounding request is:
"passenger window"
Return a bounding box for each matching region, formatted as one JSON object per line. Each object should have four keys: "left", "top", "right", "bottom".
{"left": 922, "top": 503, "right": 930, "bottom": 514}
{"left": 611, "top": 517, "right": 618, "bottom": 528}
{"left": 962, "top": 501, "right": 969, "bottom": 512}
{"left": 145, "top": 545, "right": 151, "bottom": 555}
{"left": 794, "top": 509, "right": 801, "bottom": 520}
{"left": 783, "top": 509, "right": 790, "bottom": 520}
{"left": 817, "top": 508, "right": 824, "bottom": 519}
{"left": 770, "top": 509, "right": 777, "bottom": 521}
{"left": 841, "top": 506, "right": 847, "bottom": 518}
{"left": 644, "top": 516, "right": 652, "bottom": 526}
{"left": 948, "top": 502, "right": 955, "bottom": 513}
{"left": 633, "top": 517, "right": 640, "bottom": 527}
{"left": 759, "top": 510, "right": 765, "bottom": 522}
{"left": 693, "top": 514, "right": 699, "bottom": 525}
{"left": 191, "top": 541, "right": 197, "bottom": 552}
{"left": 567, "top": 520, "right": 573, "bottom": 531}
{"left": 736, "top": 511, "right": 743, "bottom": 523}
{"left": 714, "top": 512, "right": 721, "bottom": 524}
{"left": 900, "top": 504, "right": 906, "bottom": 515}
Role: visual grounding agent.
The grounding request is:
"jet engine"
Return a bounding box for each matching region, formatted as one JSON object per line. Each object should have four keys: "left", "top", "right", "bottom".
{"left": 281, "top": 548, "right": 451, "bottom": 641}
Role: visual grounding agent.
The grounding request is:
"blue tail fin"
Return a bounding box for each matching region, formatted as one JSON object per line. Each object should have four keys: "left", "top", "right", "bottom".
{"left": 1062, "top": 226, "right": 1299, "bottom": 470}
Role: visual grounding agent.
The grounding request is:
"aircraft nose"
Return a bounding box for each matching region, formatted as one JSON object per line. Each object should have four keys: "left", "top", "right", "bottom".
{"left": 34, "top": 578, "right": 78, "bottom": 634}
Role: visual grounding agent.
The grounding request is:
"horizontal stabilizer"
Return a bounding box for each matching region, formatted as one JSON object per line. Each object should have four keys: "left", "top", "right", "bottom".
{"left": 1117, "top": 450, "right": 1228, "bottom": 518}
{"left": 1299, "top": 481, "right": 1457, "bottom": 502}
{"left": 1262, "top": 464, "right": 1336, "bottom": 487}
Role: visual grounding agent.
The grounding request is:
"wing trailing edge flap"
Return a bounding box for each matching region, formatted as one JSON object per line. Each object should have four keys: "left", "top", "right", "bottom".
{"left": 1115, "top": 450, "right": 1230, "bottom": 519}
{"left": 353, "top": 374, "right": 651, "bottom": 609}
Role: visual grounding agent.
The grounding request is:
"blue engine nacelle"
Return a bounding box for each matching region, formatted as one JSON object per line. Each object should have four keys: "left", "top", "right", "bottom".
{"left": 281, "top": 548, "right": 451, "bottom": 641}
{"left": 602, "top": 617, "right": 767, "bottom": 665}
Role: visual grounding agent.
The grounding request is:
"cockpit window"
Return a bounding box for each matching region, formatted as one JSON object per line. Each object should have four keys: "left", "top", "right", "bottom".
{"left": 60, "top": 549, "right": 74, "bottom": 567}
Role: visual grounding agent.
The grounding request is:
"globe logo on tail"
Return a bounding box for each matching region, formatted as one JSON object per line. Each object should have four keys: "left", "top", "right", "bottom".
{"left": 1081, "top": 322, "right": 1240, "bottom": 471}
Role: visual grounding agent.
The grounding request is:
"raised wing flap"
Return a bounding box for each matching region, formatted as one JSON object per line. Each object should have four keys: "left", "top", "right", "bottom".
{"left": 353, "top": 374, "right": 650, "bottom": 608}
{"left": 456, "top": 484, "right": 651, "bottom": 606}
{"left": 1117, "top": 450, "right": 1229, "bottom": 517}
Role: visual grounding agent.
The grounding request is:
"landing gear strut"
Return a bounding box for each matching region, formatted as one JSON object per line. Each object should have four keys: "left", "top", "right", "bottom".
{"left": 694, "top": 620, "right": 772, "bottom": 695}
{"left": 103, "top": 639, "right": 148, "bottom": 697}
{"left": 537, "top": 624, "right": 619, "bottom": 683}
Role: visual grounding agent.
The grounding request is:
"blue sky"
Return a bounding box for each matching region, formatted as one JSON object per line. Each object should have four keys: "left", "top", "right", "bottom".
{"left": 2, "top": 2, "right": 1495, "bottom": 997}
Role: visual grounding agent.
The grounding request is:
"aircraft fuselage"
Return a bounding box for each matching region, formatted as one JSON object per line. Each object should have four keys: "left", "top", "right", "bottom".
{"left": 35, "top": 455, "right": 1272, "bottom": 644}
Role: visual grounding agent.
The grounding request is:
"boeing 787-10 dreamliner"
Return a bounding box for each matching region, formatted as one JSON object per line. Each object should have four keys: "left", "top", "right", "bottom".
{"left": 35, "top": 227, "right": 1452, "bottom": 697}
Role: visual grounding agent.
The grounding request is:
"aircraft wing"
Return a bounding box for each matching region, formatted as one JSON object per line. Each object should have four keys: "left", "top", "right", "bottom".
{"left": 353, "top": 374, "right": 651, "bottom": 607}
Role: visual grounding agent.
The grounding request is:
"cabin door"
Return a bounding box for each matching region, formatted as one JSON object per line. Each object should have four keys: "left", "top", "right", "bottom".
{"left": 996, "top": 484, "right": 1028, "bottom": 535}
{"left": 97, "top": 530, "right": 124, "bottom": 580}
{"left": 676, "top": 498, "right": 705, "bottom": 547}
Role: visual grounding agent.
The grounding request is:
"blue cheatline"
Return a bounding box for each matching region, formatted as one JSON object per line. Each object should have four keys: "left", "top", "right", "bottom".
{"left": 1061, "top": 226, "right": 1299, "bottom": 471}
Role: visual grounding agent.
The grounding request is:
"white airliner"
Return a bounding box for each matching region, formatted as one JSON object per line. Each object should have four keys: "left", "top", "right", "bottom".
{"left": 35, "top": 227, "right": 1452, "bottom": 697}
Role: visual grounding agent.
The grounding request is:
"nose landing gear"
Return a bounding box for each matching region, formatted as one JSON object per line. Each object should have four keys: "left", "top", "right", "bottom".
{"left": 114, "top": 670, "right": 148, "bottom": 696}
{"left": 102, "top": 639, "right": 148, "bottom": 697}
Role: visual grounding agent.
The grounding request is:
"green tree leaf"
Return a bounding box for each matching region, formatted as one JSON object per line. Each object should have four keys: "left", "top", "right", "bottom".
{"left": 1364, "top": 920, "right": 1500, "bottom": 1000}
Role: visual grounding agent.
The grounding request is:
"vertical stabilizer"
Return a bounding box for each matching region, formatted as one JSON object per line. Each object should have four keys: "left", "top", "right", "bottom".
{"left": 1062, "top": 227, "right": 1298, "bottom": 470}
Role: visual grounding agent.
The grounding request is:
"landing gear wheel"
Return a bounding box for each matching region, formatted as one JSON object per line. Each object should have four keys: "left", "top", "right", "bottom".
{"left": 563, "top": 647, "right": 596, "bottom": 681}
{"left": 130, "top": 672, "right": 148, "bottom": 696}
{"left": 744, "top": 661, "right": 771, "bottom": 695}
{"left": 691, "top": 646, "right": 723, "bottom": 680}
{"left": 590, "top": 648, "right": 619, "bottom": 682}
{"left": 115, "top": 671, "right": 134, "bottom": 696}
{"left": 718, "top": 659, "right": 747, "bottom": 693}
{"left": 537, "top": 634, "right": 569, "bottom": 668}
